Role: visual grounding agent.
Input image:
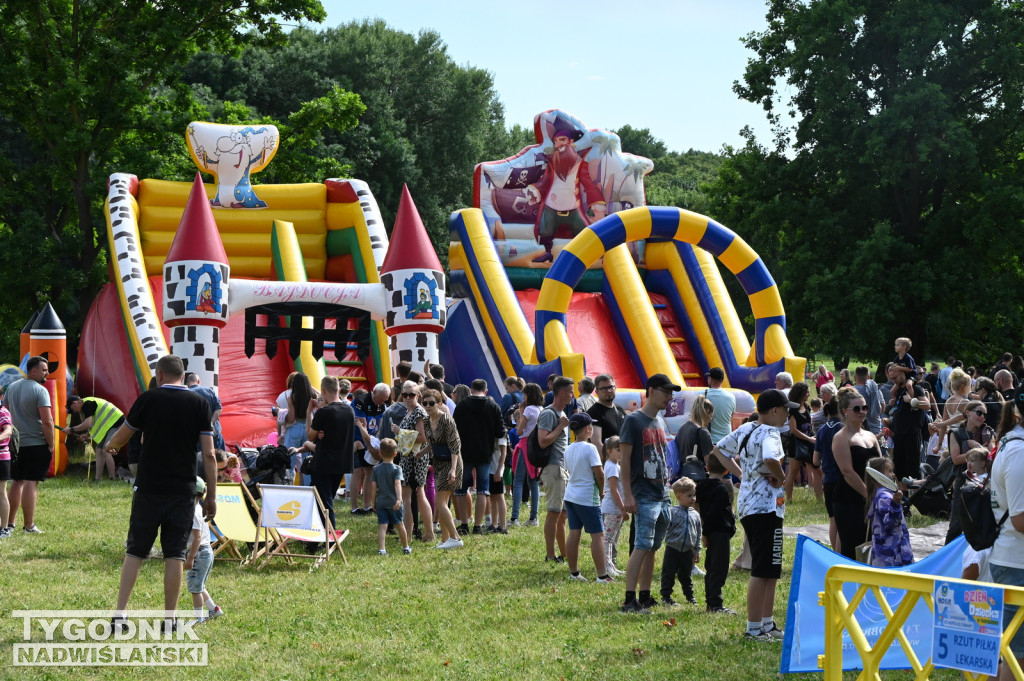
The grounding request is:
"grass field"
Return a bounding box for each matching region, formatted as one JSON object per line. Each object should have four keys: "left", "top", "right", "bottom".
{"left": 0, "top": 472, "right": 965, "bottom": 681}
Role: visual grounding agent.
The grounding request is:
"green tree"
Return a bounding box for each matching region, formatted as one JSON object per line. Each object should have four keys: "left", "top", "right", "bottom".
{"left": 615, "top": 125, "right": 724, "bottom": 215}
{"left": 710, "top": 0, "right": 1024, "bottom": 367}
{"left": 185, "top": 21, "right": 510, "bottom": 262}
{"left": 0, "top": 0, "right": 327, "bottom": 361}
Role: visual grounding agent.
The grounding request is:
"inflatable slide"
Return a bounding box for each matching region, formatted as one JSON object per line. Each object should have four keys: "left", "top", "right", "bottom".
{"left": 441, "top": 110, "right": 805, "bottom": 406}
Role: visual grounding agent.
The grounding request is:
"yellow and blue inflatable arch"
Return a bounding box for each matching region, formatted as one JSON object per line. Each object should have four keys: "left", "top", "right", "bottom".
{"left": 535, "top": 206, "right": 800, "bottom": 391}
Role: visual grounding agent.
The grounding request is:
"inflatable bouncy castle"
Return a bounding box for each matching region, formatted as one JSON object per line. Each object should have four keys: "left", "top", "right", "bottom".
{"left": 78, "top": 123, "right": 444, "bottom": 447}
{"left": 442, "top": 110, "right": 805, "bottom": 419}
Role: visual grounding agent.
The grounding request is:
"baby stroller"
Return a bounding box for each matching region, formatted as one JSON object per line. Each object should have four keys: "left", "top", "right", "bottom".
{"left": 241, "top": 444, "right": 292, "bottom": 499}
{"left": 904, "top": 456, "right": 956, "bottom": 518}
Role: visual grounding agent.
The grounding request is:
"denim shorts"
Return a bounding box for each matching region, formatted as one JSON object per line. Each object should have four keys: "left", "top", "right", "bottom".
{"left": 455, "top": 462, "right": 490, "bottom": 497}
{"left": 565, "top": 501, "right": 604, "bottom": 534}
{"left": 633, "top": 498, "right": 671, "bottom": 552}
{"left": 186, "top": 545, "right": 214, "bottom": 594}
{"left": 990, "top": 563, "right": 1024, "bottom": 657}
{"left": 376, "top": 507, "right": 404, "bottom": 525}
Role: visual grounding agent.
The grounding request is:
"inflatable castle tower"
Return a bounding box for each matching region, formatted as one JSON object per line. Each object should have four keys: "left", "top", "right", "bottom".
{"left": 380, "top": 185, "right": 446, "bottom": 368}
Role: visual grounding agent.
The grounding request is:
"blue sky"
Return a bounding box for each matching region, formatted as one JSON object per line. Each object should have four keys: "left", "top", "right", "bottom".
{"left": 315, "top": 0, "right": 776, "bottom": 154}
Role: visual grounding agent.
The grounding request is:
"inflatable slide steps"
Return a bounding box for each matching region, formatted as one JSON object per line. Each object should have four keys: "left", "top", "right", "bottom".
{"left": 649, "top": 293, "right": 706, "bottom": 387}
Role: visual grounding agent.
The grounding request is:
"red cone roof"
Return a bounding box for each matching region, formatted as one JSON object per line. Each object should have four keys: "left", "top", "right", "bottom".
{"left": 166, "top": 173, "right": 229, "bottom": 265}
{"left": 380, "top": 184, "right": 442, "bottom": 273}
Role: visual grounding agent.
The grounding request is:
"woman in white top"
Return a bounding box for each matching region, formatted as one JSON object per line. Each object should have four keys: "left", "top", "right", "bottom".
{"left": 990, "top": 393, "right": 1024, "bottom": 679}
{"left": 510, "top": 383, "right": 544, "bottom": 526}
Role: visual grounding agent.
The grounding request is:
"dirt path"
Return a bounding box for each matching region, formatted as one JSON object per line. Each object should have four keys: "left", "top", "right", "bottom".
{"left": 783, "top": 521, "right": 951, "bottom": 562}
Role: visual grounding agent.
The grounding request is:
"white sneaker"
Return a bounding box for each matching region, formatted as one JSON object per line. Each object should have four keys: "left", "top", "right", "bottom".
{"left": 439, "top": 538, "right": 463, "bottom": 550}
{"left": 433, "top": 522, "right": 441, "bottom": 533}
{"left": 595, "top": 575, "right": 614, "bottom": 583}
{"left": 607, "top": 566, "right": 622, "bottom": 577}
{"left": 692, "top": 565, "right": 706, "bottom": 577}
{"left": 568, "top": 572, "right": 589, "bottom": 582}
{"left": 207, "top": 606, "right": 224, "bottom": 620}
{"left": 23, "top": 525, "right": 43, "bottom": 534}
{"left": 525, "top": 518, "right": 539, "bottom": 527}
{"left": 507, "top": 519, "right": 521, "bottom": 528}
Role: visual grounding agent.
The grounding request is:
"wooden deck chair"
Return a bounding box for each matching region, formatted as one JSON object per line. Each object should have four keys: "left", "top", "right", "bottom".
{"left": 209, "top": 483, "right": 280, "bottom": 566}
{"left": 254, "top": 484, "right": 348, "bottom": 571}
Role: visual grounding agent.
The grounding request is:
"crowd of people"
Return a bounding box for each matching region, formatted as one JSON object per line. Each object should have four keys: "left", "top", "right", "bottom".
{"left": 1, "top": 342, "right": 1023, "bottom": 664}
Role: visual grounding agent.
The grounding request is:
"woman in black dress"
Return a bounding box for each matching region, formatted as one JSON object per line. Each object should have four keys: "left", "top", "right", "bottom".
{"left": 831, "top": 386, "right": 882, "bottom": 559}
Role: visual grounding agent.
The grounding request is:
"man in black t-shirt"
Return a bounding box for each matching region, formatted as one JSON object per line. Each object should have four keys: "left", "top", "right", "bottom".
{"left": 308, "top": 376, "right": 354, "bottom": 528}
{"left": 105, "top": 355, "right": 215, "bottom": 624}
{"left": 586, "top": 373, "right": 626, "bottom": 446}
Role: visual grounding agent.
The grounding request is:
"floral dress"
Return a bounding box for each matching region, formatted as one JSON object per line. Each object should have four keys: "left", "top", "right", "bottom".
{"left": 398, "top": 405, "right": 429, "bottom": 487}
{"left": 868, "top": 487, "right": 914, "bottom": 567}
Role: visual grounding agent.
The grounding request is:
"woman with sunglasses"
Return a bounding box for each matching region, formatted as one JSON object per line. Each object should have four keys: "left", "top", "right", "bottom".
{"left": 420, "top": 388, "right": 464, "bottom": 549}
{"left": 943, "top": 400, "right": 995, "bottom": 545}
{"left": 831, "top": 387, "right": 882, "bottom": 560}
{"left": 393, "top": 383, "right": 436, "bottom": 544}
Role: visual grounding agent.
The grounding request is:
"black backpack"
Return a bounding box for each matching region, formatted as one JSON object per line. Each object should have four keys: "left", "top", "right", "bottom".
{"left": 526, "top": 408, "right": 557, "bottom": 468}
{"left": 7, "top": 424, "right": 19, "bottom": 461}
{"left": 959, "top": 477, "right": 1007, "bottom": 551}
{"left": 958, "top": 433, "right": 1019, "bottom": 550}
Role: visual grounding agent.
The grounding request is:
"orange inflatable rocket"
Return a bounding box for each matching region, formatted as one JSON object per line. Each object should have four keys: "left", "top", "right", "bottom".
{"left": 29, "top": 303, "right": 67, "bottom": 476}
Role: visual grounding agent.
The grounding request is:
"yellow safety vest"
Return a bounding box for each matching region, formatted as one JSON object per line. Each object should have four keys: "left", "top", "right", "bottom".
{"left": 84, "top": 397, "right": 123, "bottom": 445}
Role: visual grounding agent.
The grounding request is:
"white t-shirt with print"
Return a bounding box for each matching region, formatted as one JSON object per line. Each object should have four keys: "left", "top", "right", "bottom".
{"left": 564, "top": 441, "right": 602, "bottom": 507}
{"left": 716, "top": 421, "right": 785, "bottom": 519}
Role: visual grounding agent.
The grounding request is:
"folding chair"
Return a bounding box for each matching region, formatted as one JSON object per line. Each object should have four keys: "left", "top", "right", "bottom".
{"left": 209, "top": 483, "right": 279, "bottom": 566}
{"left": 253, "top": 484, "right": 348, "bottom": 571}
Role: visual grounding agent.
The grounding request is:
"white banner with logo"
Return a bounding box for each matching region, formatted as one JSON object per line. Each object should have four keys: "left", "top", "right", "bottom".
{"left": 258, "top": 485, "right": 319, "bottom": 530}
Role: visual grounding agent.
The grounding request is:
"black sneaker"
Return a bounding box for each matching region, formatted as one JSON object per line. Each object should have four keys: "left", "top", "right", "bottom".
{"left": 485, "top": 525, "right": 498, "bottom": 534}
{"left": 620, "top": 600, "right": 651, "bottom": 615}
{"left": 638, "top": 595, "right": 658, "bottom": 610}
{"left": 686, "top": 597, "right": 698, "bottom": 605}
{"left": 545, "top": 555, "right": 566, "bottom": 564}
{"left": 109, "top": 617, "right": 129, "bottom": 638}
{"left": 660, "top": 596, "right": 680, "bottom": 607}
{"left": 456, "top": 523, "right": 470, "bottom": 536}
{"left": 472, "top": 525, "right": 484, "bottom": 535}
{"left": 706, "top": 606, "right": 738, "bottom": 615}
{"left": 161, "top": 619, "right": 177, "bottom": 635}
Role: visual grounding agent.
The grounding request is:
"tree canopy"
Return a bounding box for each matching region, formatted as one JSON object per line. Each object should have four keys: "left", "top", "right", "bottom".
{"left": 0, "top": 0, "right": 328, "bottom": 359}
{"left": 183, "top": 21, "right": 519, "bottom": 262}
{"left": 709, "top": 0, "right": 1024, "bottom": 368}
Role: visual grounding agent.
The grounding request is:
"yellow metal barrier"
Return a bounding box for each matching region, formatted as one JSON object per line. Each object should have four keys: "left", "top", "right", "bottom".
{"left": 821, "top": 564, "right": 1024, "bottom": 680}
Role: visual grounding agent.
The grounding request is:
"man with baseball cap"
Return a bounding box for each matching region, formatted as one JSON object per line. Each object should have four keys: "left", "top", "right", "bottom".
{"left": 711, "top": 388, "right": 795, "bottom": 641}
{"left": 618, "top": 373, "right": 679, "bottom": 613}
{"left": 704, "top": 368, "right": 735, "bottom": 443}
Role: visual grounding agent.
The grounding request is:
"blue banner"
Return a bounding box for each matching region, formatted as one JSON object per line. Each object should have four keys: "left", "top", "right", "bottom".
{"left": 779, "top": 534, "right": 968, "bottom": 674}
